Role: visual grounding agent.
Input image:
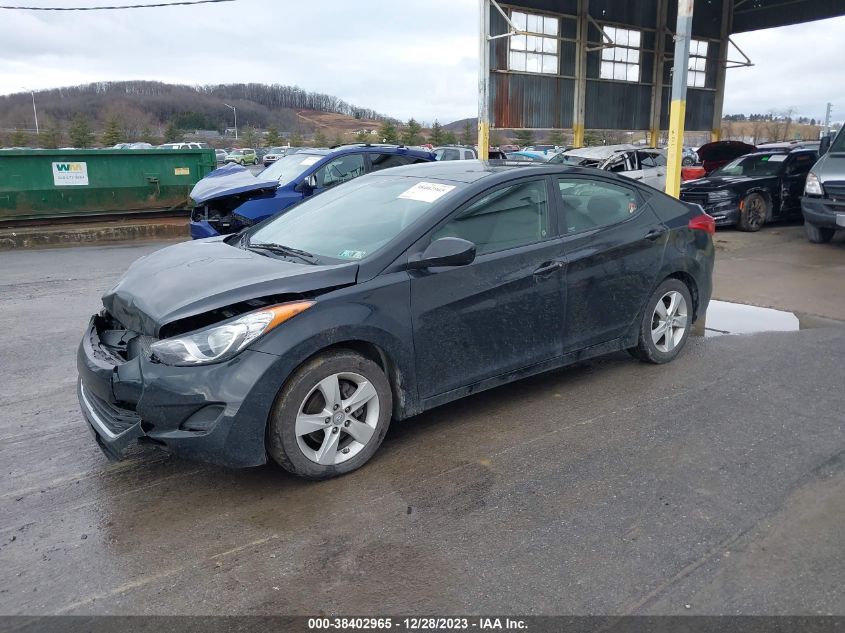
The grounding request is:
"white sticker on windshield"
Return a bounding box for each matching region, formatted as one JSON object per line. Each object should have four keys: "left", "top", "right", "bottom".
{"left": 340, "top": 250, "right": 366, "bottom": 259}
{"left": 299, "top": 156, "right": 320, "bottom": 166}
{"left": 766, "top": 154, "right": 787, "bottom": 162}
{"left": 398, "top": 182, "right": 456, "bottom": 203}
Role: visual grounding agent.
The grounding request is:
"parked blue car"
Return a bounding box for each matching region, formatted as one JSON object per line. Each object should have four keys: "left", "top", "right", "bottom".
{"left": 189, "top": 144, "right": 436, "bottom": 239}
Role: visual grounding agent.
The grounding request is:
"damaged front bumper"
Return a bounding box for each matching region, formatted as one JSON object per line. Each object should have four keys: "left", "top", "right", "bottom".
{"left": 76, "top": 314, "right": 282, "bottom": 468}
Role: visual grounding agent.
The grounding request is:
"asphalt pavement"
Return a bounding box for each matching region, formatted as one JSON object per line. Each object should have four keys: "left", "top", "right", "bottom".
{"left": 0, "top": 233, "right": 843, "bottom": 616}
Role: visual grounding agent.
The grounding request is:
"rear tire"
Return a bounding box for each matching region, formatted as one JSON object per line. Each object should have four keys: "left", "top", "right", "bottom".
{"left": 630, "top": 279, "right": 693, "bottom": 364}
{"left": 737, "top": 193, "right": 768, "bottom": 232}
{"left": 805, "top": 222, "right": 835, "bottom": 244}
{"left": 267, "top": 350, "right": 392, "bottom": 480}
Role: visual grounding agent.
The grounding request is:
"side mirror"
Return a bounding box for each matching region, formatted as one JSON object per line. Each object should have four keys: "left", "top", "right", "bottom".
{"left": 819, "top": 135, "right": 831, "bottom": 156}
{"left": 295, "top": 174, "right": 317, "bottom": 195}
{"left": 408, "top": 237, "right": 476, "bottom": 270}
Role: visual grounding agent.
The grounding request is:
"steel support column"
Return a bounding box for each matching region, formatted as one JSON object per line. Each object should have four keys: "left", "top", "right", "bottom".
{"left": 478, "top": 0, "right": 491, "bottom": 159}
{"left": 648, "top": 0, "right": 668, "bottom": 147}
{"left": 665, "top": 0, "right": 694, "bottom": 198}
{"left": 572, "top": 0, "right": 588, "bottom": 147}
{"left": 710, "top": 0, "right": 732, "bottom": 141}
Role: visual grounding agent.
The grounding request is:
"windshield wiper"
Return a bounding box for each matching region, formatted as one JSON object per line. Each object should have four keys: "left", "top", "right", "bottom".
{"left": 248, "top": 241, "right": 319, "bottom": 264}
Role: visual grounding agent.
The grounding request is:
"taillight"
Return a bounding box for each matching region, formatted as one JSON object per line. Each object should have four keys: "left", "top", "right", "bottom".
{"left": 688, "top": 213, "right": 716, "bottom": 235}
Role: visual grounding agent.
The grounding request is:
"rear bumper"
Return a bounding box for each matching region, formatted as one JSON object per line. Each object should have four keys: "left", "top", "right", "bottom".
{"left": 76, "top": 315, "right": 282, "bottom": 468}
{"left": 802, "top": 197, "right": 845, "bottom": 229}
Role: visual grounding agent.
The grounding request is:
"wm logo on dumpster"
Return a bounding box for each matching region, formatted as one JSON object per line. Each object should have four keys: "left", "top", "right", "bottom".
{"left": 55, "top": 163, "right": 84, "bottom": 172}
{"left": 52, "top": 162, "right": 89, "bottom": 186}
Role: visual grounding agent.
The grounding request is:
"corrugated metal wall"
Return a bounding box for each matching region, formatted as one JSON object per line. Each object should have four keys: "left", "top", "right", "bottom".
{"left": 490, "top": 0, "right": 721, "bottom": 133}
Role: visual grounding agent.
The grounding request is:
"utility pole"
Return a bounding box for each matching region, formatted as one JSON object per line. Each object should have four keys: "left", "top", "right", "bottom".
{"left": 477, "top": 0, "right": 490, "bottom": 159}
{"left": 824, "top": 102, "right": 832, "bottom": 137}
{"left": 224, "top": 103, "right": 238, "bottom": 140}
{"left": 30, "top": 90, "right": 39, "bottom": 135}
{"left": 21, "top": 87, "right": 39, "bottom": 135}
{"left": 664, "top": 0, "right": 694, "bottom": 198}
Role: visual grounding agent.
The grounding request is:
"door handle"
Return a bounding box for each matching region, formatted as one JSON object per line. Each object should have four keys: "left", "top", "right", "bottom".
{"left": 645, "top": 228, "right": 667, "bottom": 240}
{"left": 533, "top": 261, "right": 564, "bottom": 277}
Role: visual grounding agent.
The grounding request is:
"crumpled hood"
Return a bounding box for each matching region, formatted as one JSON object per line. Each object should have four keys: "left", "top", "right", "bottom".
{"left": 103, "top": 238, "right": 358, "bottom": 336}
{"left": 190, "top": 163, "right": 279, "bottom": 205}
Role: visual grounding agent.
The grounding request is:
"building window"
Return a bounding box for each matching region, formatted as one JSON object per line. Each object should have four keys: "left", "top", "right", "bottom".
{"left": 688, "top": 39, "right": 708, "bottom": 87}
{"left": 599, "top": 26, "right": 641, "bottom": 82}
{"left": 508, "top": 10, "right": 559, "bottom": 75}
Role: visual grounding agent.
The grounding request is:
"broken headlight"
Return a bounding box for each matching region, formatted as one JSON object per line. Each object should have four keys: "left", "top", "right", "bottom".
{"left": 150, "top": 302, "right": 313, "bottom": 366}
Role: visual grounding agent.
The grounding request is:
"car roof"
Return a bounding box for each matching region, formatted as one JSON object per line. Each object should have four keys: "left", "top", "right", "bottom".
{"left": 293, "top": 145, "right": 434, "bottom": 159}
{"left": 369, "top": 158, "right": 620, "bottom": 184}
{"left": 562, "top": 144, "right": 640, "bottom": 159}
{"left": 742, "top": 148, "right": 816, "bottom": 158}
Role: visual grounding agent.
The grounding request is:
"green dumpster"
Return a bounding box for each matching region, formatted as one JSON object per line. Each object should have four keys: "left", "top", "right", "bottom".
{"left": 0, "top": 148, "right": 217, "bottom": 222}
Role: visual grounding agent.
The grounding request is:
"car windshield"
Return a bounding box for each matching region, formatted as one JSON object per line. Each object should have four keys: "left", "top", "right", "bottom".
{"left": 260, "top": 152, "right": 323, "bottom": 184}
{"left": 249, "top": 175, "right": 462, "bottom": 262}
{"left": 230, "top": 150, "right": 243, "bottom": 155}
{"left": 712, "top": 153, "right": 786, "bottom": 177}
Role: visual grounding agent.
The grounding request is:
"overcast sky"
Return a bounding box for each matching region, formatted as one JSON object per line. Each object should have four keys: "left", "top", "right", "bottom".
{"left": 0, "top": 0, "right": 843, "bottom": 124}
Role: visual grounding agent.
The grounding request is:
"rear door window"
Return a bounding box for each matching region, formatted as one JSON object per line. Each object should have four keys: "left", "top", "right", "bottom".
{"left": 557, "top": 178, "right": 639, "bottom": 233}
{"left": 369, "top": 153, "right": 419, "bottom": 172}
{"left": 785, "top": 153, "right": 816, "bottom": 175}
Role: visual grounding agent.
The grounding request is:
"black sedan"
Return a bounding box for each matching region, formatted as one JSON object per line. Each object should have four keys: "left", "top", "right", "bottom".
{"left": 680, "top": 149, "right": 817, "bottom": 231}
{"left": 77, "top": 161, "right": 714, "bottom": 479}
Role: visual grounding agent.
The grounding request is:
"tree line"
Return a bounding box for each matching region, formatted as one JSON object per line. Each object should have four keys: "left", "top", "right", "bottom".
{"left": 0, "top": 80, "right": 397, "bottom": 146}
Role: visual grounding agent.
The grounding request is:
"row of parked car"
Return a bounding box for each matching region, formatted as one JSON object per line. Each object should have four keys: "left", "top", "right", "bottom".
{"left": 188, "top": 134, "right": 844, "bottom": 243}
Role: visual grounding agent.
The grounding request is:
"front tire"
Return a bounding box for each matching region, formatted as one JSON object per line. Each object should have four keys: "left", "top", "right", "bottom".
{"left": 630, "top": 279, "right": 693, "bottom": 364}
{"left": 738, "top": 192, "right": 768, "bottom": 232}
{"left": 805, "top": 222, "right": 835, "bottom": 244}
{"left": 267, "top": 350, "right": 393, "bottom": 480}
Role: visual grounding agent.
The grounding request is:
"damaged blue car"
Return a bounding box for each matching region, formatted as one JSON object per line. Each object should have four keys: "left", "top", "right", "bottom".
{"left": 189, "top": 144, "right": 436, "bottom": 239}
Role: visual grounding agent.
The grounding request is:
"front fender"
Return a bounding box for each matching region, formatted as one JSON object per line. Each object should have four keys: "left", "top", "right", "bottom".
{"left": 249, "top": 272, "right": 420, "bottom": 419}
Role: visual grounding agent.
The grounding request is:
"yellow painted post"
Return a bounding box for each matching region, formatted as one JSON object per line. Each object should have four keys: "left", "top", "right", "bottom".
{"left": 665, "top": 99, "right": 687, "bottom": 198}
{"left": 478, "top": 0, "right": 490, "bottom": 159}
{"left": 572, "top": 0, "right": 588, "bottom": 147}
{"left": 664, "top": 0, "right": 695, "bottom": 198}
{"left": 573, "top": 124, "right": 585, "bottom": 148}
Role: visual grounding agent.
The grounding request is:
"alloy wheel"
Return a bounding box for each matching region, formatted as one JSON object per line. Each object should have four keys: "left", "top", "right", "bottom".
{"left": 745, "top": 196, "right": 765, "bottom": 229}
{"left": 651, "top": 291, "right": 688, "bottom": 353}
{"left": 295, "top": 372, "right": 380, "bottom": 465}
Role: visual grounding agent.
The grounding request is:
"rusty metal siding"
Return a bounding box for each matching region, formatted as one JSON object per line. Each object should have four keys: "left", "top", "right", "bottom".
{"left": 588, "top": 0, "right": 659, "bottom": 28}
{"left": 664, "top": 0, "right": 722, "bottom": 38}
{"left": 659, "top": 87, "right": 715, "bottom": 131}
{"left": 560, "top": 41, "right": 577, "bottom": 76}
{"left": 490, "top": 5, "right": 509, "bottom": 72}
{"left": 491, "top": 73, "right": 575, "bottom": 128}
{"left": 584, "top": 81, "right": 652, "bottom": 130}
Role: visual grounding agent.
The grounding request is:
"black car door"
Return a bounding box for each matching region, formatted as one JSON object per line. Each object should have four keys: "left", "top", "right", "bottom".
{"left": 778, "top": 152, "right": 817, "bottom": 217}
{"left": 410, "top": 177, "right": 565, "bottom": 400}
{"left": 555, "top": 176, "right": 668, "bottom": 352}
